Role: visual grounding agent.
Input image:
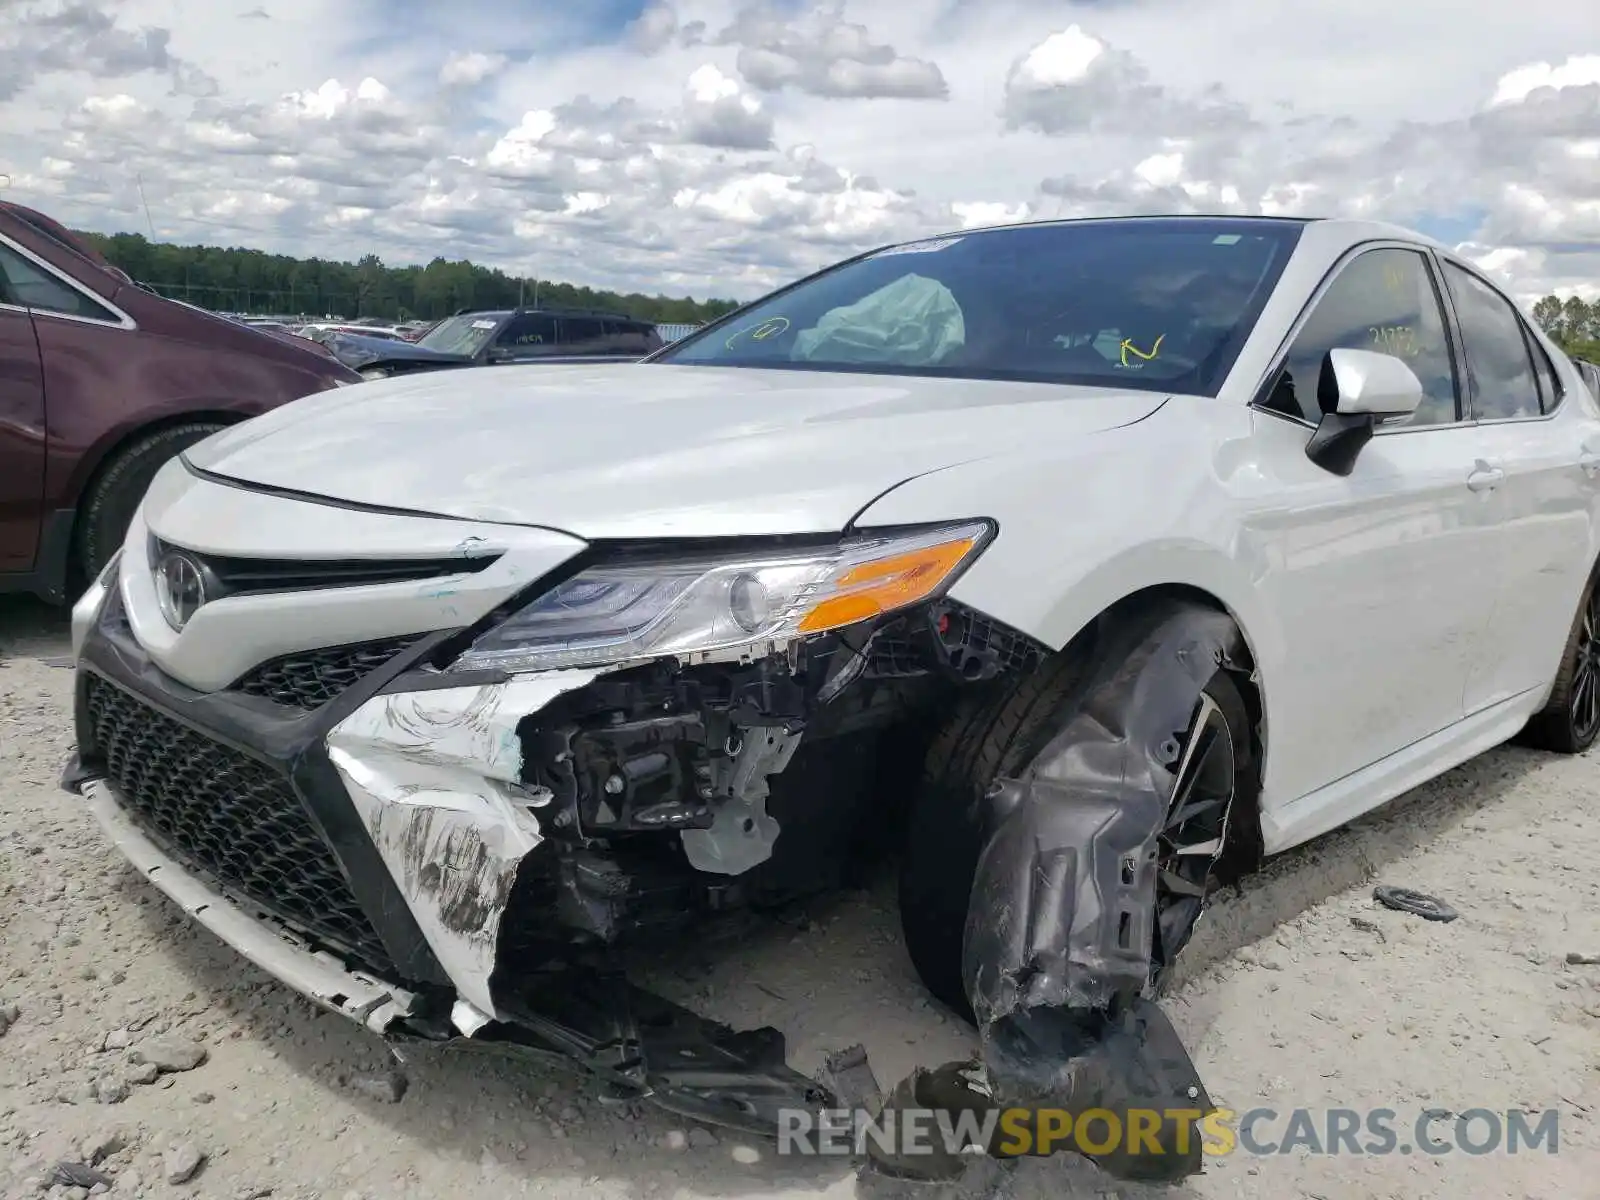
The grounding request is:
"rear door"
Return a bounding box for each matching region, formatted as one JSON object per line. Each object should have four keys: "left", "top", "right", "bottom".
{"left": 1439, "top": 259, "right": 1600, "bottom": 711}
{"left": 0, "top": 245, "right": 47, "bottom": 572}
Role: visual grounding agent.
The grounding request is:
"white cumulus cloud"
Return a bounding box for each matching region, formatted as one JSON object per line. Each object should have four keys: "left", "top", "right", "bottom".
{"left": 0, "top": 0, "right": 1593, "bottom": 302}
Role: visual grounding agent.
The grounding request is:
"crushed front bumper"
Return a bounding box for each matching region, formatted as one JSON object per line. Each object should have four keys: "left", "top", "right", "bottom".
{"left": 79, "top": 775, "right": 419, "bottom": 1032}
{"left": 65, "top": 565, "right": 1227, "bottom": 1179}
{"left": 64, "top": 582, "right": 839, "bottom": 1134}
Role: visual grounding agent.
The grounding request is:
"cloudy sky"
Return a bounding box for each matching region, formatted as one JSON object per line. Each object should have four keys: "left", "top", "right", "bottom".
{"left": 1, "top": 0, "right": 1596, "bottom": 303}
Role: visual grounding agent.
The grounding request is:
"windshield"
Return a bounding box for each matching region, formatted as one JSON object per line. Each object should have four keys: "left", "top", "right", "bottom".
{"left": 418, "top": 313, "right": 505, "bottom": 356}
{"left": 658, "top": 218, "right": 1303, "bottom": 396}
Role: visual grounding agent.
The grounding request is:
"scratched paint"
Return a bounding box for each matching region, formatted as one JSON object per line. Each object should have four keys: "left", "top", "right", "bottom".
{"left": 331, "top": 674, "right": 598, "bottom": 782}
{"left": 326, "top": 671, "right": 601, "bottom": 1021}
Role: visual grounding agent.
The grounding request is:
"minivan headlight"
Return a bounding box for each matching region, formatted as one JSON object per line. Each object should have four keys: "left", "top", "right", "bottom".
{"left": 448, "top": 520, "right": 994, "bottom": 674}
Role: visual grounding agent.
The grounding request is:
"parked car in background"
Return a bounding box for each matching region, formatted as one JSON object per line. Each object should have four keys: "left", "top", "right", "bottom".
{"left": 240, "top": 318, "right": 297, "bottom": 336}
{"left": 0, "top": 200, "right": 360, "bottom": 603}
{"left": 297, "top": 321, "right": 408, "bottom": 343}
{"left": 326, "top": 306, "right": 664, "bottom": 378}
{"left": 655, "top": 322, "right": 704, "bottom": 344}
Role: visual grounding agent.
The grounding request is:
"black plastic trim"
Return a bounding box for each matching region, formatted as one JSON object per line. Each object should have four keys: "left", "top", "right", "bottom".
{"left": 0, "top": 507, "right": 75, "bottom": 603}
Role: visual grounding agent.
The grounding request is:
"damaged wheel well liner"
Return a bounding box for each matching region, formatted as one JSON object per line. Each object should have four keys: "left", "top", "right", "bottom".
{"left": 892, "top": 592, "right": 1264, "bottom": 1183}
{"left": 900, "top": 587, "right": 1265, "bottom": 1021}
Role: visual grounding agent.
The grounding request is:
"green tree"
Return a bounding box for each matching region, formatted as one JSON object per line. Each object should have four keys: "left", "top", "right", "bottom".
{"left": 73, "top": 229, "right": 741, "bottom": 325}
{"left": 1531, "top": 293, "right": 1599, "bottom": 361}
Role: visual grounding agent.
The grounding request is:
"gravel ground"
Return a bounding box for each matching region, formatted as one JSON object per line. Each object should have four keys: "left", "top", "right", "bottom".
{"left": 2, "top": 594, "right": 1598, "bottom": 1200}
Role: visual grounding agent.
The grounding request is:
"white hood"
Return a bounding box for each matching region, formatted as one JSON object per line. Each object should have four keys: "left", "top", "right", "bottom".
{"left": 185, "top": 363, "right": 1170, "bottom": 539}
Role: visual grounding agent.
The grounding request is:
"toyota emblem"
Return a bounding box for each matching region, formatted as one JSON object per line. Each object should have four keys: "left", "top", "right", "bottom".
{"left": 155, "top": 551, "right": 207, "bottom": 631}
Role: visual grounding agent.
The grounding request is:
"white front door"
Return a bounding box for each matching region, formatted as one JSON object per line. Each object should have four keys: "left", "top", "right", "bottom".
{"left": 1243, "top": 245, "right": 1500, "bottom": 809}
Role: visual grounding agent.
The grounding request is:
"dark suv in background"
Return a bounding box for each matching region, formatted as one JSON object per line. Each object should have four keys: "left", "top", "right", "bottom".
{"left": 324, "top": 306, "right": 665, "bottom": 379}
{"left": 0, "top": 201, "right": 359, "bottom": 604}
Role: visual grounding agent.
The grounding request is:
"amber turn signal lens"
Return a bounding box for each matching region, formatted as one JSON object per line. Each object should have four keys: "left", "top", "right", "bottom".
{"left": 796, "top": 536, "right": 981, "bottom": 634}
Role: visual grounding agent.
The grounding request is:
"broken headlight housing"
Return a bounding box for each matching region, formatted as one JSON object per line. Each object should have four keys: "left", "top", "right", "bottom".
{"left": 449, "top": 519, "right": 995, "bottom": 674}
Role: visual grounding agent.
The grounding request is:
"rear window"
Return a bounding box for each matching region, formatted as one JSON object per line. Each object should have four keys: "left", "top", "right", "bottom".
{"left": 658, "top": 218, "right": 1303, "bottom": 396}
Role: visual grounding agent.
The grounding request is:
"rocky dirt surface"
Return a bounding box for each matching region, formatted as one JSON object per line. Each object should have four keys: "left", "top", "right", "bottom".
{"left": 2, "top": 594, "right": 1598, "bottom": 1200}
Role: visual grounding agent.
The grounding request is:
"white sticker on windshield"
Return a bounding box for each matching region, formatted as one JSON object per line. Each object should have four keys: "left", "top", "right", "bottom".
{"left": 872, "top": 236, "right": 964, "bottom": 258}
{"left": 1212, "top": 234, "right": 1241, "bottom": 245}
{"left": 471, "top": 319, "right": 497, "bottom": 329}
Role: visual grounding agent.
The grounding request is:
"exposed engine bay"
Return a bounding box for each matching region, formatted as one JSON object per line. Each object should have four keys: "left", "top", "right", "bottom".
{"left": 513, "top": 599, "right": 1040, "bottom": 939}
{"left": 330, "top": 596, "right": 1240, "bottom": 1182}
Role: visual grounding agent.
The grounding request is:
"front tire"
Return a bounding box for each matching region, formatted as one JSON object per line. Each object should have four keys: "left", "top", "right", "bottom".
{"left": 898, "top": 637, "right": 1256, "bottom": 1022}
{"left": 1520, "top": 564, "right": 1600, "bottom": 754}
{"left": 74, "top": 423, "right": 228, "bottom": 584}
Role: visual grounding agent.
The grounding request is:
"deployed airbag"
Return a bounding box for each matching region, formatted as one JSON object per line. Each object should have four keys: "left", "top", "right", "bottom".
{"left": 791, "top": 273, "right": 965, "bottom": 366}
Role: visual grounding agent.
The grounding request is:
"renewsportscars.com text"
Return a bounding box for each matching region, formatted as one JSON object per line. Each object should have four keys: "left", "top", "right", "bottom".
{"left": 776, "top": 1106, "right": 1561, "bottom": 1159}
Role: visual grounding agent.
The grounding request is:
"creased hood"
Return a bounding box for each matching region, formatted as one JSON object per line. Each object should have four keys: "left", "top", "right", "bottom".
{"left": 184, "top": 364, "right": 1169, "bottom": 539}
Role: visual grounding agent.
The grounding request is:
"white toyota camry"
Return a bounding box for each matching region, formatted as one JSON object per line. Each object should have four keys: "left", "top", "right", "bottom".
{"left": 64, "top": 215, "right": 1600, "bottom": 1181}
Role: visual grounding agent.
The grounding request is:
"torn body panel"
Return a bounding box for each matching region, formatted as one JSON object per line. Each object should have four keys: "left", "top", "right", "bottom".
{"left": 69, "top": 578, "right": 1074, "bottom": 1142}
{"left": 958, "top": 601, "right": 1248, "bottom": 1180}
{"left": 326, "top": 673, "right": 600, "bottom": 1021}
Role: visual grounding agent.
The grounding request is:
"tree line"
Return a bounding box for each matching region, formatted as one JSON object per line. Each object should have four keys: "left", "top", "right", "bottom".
{"left": 1532, "top": 294, "right": 1599, "bottom": 361}
{"left": 74, "top": 230, "right": 743, "bottom": 326}
{"left": 59, "top": 229, "right": 1600, "bottom": 359}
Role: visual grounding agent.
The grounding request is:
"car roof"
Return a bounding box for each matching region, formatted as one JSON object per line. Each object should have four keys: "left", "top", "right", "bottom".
{"left": 887, "top": 213, "right": 1448, "bottom": 255}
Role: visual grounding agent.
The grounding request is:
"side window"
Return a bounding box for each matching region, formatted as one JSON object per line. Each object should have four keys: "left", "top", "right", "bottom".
{"left": 1269, "top": 248, "right": 1458, "bottom": 427}
{"left": 1523, "top": 325, "right": 1562, "bottom": 414}
{"left": 1441, "top": 263, "right": 1541, "bottom": 421}
{"left": 559, "top": 317, "right": 607, "bottom": 352}
{"left": 497, "top": 314, "right": 558, "bottom": 355}
{"left": 0, "top": 244, "right": 119, "bottom": 321}
{"left": 1581, "top": 361, "right": 1600, "bottom": 403}
{"left": 620, "top": 322, "right": 659, "bottom": 354}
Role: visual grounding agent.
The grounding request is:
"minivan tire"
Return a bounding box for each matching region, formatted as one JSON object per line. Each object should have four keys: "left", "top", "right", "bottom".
{"left": 75, "top": 423, "right": 229, "bottom": 584}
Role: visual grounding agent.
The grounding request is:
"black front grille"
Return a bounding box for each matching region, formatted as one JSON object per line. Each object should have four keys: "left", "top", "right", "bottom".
{"left": 84, "top": 675, "right": 391, "bottom": 970}
{"left": 150, "top": 536, "right": 501, "bottom": 595}
{"left": 232, "top": 636, "right": 423, "bottom": 711}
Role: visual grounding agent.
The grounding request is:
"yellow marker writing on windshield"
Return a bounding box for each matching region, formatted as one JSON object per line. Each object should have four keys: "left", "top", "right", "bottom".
{"left": 725, "top": 316, "right": 791, "bottom": 350}
{"left": 1119, "top": 334, "right": 1165, "bottom": 367}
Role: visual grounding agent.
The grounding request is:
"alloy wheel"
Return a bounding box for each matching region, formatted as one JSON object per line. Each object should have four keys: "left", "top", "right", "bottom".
{"left": 1571, "top": 583, "right": 1600, "bottom": 745}
{"left": 1150, "top": 690, "right": 1237, "bottom": 987}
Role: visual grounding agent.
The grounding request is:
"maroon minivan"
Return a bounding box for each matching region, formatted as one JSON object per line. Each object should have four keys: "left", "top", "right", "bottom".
{"left": 0, "top": 202, "right": 360, "bottom": 603}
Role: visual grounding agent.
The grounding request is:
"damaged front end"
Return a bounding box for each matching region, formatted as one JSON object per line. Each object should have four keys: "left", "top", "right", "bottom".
{"left": 69, "top": 519, "right": 1247, "bottom": 1182}
{"left": 315, "top": 518, "right": 1058, "bottom": 1134}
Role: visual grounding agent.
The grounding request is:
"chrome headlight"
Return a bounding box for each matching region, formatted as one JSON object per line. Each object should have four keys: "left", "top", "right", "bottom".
{"left": 449, "top": 520, "right": 995, "bottom": 674}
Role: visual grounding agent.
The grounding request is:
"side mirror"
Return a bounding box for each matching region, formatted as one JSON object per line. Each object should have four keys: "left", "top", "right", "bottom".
{"left": 1305, "top": 348, "right": 1426, "bottom": 476}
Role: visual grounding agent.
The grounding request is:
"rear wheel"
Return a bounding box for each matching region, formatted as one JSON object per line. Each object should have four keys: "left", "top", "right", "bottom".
{"left": 899, "top": 639, "right": 1255, "bottom": 1021}
{"left": 1520, "top": 564, "right": 1600, "bottom": 754}
{"left": 74, "top": 423, "right": 227, "bottom": 584}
